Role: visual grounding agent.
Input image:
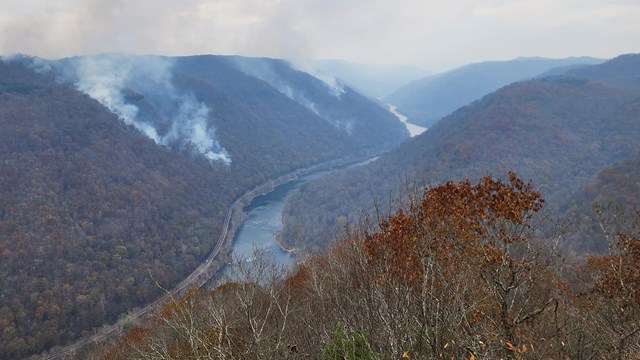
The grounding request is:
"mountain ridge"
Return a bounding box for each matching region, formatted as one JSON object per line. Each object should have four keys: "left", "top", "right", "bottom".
{"left": 282, "top": 54, "right": 640, "bottom": 254}
{"left": 0, "top": 54, "right": 407, "bottom": 359}
{"left": 385, "top": 56, "right": 605, "bottom": 127}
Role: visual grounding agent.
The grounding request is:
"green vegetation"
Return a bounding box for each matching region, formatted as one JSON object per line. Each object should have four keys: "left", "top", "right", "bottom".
{"left": 321, "top": 324, "right": 380, "bottom": 360}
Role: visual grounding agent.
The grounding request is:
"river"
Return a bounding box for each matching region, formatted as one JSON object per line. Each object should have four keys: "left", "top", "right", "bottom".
{"left": 231, "top": 159, "right": 376, "bottom": 268}
{"left": 231, "top": 106, "right": 422, "bottom": 269}
{"left": 388, "top": 104, "right": 427, "bottom": 137}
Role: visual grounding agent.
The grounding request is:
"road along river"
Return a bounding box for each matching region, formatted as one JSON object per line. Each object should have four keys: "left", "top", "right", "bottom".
{"left": 230, "top": 162, "right": 374, "bottom": 268}
{"left": 40, "top": 155, "right": 376, "bottom": 359}
{"left": 231, "top": 108, "right": 425, "bottom": 269}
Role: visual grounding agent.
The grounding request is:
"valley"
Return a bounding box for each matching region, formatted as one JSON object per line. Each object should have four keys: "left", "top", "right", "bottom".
{"left": 0, "top": 55, "right": 407, "bottom": 359}
{"left": 1, "top": 50, "right": 639, "bottom": 360}
{"left": 2, "top": 2, "right": 639, "bottom": 359}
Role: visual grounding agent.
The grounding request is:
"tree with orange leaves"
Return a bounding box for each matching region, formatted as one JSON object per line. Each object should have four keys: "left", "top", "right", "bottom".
{"left": 364, "top": 173, "right": 557, "bottom": 358}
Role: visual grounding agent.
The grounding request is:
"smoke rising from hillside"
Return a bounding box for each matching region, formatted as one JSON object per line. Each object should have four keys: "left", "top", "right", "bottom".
{"left": 62, "top": 54, "right": 231, "bottom": 164}
{"left": 232, "top": 57, "right": 352, "bottom": 133}
{"left": 73, "top": 55, "right": 163, "bottom": 142}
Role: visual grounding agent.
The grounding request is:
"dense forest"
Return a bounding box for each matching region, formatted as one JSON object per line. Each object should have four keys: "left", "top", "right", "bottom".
{"left": 282, "top": 54, "right": 640, "bottom": 255}
{"left": 0, "top": 55, "right": 406, "bottom": 359}
{"left": 0, "top": 60, "right": 231, "bottom": 358}
{"left": 86, "top": 174, "right": 640, "bottom": 359}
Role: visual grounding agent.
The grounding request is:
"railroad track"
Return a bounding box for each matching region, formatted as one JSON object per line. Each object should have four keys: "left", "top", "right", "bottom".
{"left": 41, "top": 196, "right": 243, "bottom": 360}
{"left": 40, "top": 155, "right": 366, "bottom": 359}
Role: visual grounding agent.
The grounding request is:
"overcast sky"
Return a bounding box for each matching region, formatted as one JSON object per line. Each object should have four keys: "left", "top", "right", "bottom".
{"left": 0, "top": 0, "right": 638, "bottom": 71}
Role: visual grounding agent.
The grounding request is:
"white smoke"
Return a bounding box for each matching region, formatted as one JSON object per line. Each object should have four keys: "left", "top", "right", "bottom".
{"left": 164, "top": 95, "right": 231, "bottom": 164}
{"left": 232, "top": 57, "right": 358, "bottom": 135}
{"left": 297, "top": 65, "right": 345, "bottom": 98}
{"left": 315, "top": 71, "right": 345, "bottom": 98}
{"left": 276, "top": 84, "right": 320, "bottom": 116}
{"left": 73, "top": 55, "right": 162, "bottom": 142}
{"left": 64, "top": 54, "right": 231, "bottom": 164}
{"left": 232, "top": 58, "right": 329, "bottom": 115}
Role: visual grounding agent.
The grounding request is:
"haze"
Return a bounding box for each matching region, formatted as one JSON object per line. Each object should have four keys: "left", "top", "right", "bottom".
{"left": 1, "top": 0, "right": 638, "bottom": 71}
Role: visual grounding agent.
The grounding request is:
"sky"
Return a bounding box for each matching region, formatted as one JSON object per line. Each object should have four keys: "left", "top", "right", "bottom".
{"left": 0, "top": 0, "right": 638, "bottom": 71}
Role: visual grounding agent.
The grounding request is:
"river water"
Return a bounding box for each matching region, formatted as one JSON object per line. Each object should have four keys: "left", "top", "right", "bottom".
{"left": 231, "top": 107, "right": 422, "bottom": 269}
{"left": 231, "top": 174, "right": 313, "bottom": 268}
{"left": 231, "top": 161, "right": 373, "bottom": 268}
{"left": 388, "top": 104, "right": 427, "bottom": 137}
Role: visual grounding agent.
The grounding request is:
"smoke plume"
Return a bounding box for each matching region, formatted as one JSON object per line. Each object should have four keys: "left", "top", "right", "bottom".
{"left": 58, "top": 54, "right": 231, "bottom": 164}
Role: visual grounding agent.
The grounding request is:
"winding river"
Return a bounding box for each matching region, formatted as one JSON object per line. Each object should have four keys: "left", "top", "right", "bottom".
{"left": 388, "top": 104, "right": 427, "bottom": 137}
{"left": 231, "top": 159, "right": 376, "bottom": 267}
{"left": 232, "top": 107, "right": 425, "bottom": 267}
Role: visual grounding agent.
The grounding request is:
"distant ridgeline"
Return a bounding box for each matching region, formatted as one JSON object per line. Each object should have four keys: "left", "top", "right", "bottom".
{"left": 282, "top": 53, "right": 640, "bottom": 254}
{"left": 385, "top": 56, "right": 604, "bottom": 127}
{"left": 0, "top": 54, "right": 407, "bottom": 359}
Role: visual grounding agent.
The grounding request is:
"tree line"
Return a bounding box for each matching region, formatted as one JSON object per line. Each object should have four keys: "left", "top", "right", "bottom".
{"left": 85, "top": 173, "right": 640, "bottom": 359}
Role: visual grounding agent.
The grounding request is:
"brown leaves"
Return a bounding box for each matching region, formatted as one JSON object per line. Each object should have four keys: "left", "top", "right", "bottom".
{"left": 364, "top": 173, "right": 544, "bottom": 286}
{"left": 588, "top": 233, "right": 640, "bottom": 302}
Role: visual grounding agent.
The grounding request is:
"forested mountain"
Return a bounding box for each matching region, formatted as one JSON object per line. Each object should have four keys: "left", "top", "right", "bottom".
{"left": 52, "top": 54, "right": 408, "bottom": 173}
{"left": 282, "top": 54, "right": 640, "bottom": 254}
{"left": 311, "top": 59, "right": 431, "bottom": 99}
{"left": 385, "top": 56, "right": 603, "bottom": 127}
{"left": 0, "top": 55, "right": 406, "bottom": 359}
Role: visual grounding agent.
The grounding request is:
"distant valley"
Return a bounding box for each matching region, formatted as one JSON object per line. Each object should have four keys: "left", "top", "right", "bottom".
{"left": 282, "top": 54, "right": 640, "bottom": 254}
{"left": 385, "top": 56, "right": 604, "bottom": 127}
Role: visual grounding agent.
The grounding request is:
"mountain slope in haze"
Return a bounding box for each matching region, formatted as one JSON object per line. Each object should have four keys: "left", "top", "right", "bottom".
{"left": 221, "top": 56, "right": 408, "bottom": 151}
{"left": 53, "top": 54, "right": 408, "bottom": 175}
{"left": 282, "top": 54, "right": 640, "bottom": 254}
{"left": 311, "top": 59, "right": 431, "bottom": 99}
{"left": 385, "top": 56, "right": 604, "bottom": 127}
{"left": 0, "top": 55, "right": 407, "bottom": 359}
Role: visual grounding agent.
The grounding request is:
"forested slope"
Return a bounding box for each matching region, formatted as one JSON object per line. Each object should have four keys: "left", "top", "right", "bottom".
{"left": 0, "top": 61, "right": 232, "bottom": 358}
{"left": 385, "top": 56, "right": 603, "bottom": 127}
{"left": 282, "top": 54, "right": 640, "bottom": 254}
{"left": 0, "top": 54, "right": 407, "bottom": 359}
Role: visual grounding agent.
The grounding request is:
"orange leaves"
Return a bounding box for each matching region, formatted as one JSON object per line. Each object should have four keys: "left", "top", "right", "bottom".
{"left": 588, "top": 233, "right": 640, "bottom": 302}
{"left": 364, "top": 173, "right": 544, "bottom": 286}
{"left": 284, "top": 263, "right": 311, "bottom": 292}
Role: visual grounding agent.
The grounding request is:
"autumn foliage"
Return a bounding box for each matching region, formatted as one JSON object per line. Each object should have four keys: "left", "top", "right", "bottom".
{"left": 88, "top": 174, "right": 640, "bottom": 359}
{"left": 365, "top": 172, "right": 544, "bottom": 285}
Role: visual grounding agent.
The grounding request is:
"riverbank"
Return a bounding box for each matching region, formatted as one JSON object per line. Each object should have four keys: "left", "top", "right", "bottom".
{"left": 388, "top": 104, "right": 427, "bottom": 137}
{"left": 208, "top": 152, "right": 382, "bottom": 285}
{"left": 42, "top": 153, "right": 376, "bottom": 359}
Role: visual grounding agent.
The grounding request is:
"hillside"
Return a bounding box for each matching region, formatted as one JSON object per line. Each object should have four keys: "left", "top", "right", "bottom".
{"left": 311, "top": 59, "right": 430, "bottom": 99}
{"left": 583, "top": 153, "right": 640, "bottom": 208}
{"left": 282, "top": 54, "right": 640, "bottom": 254}
{"left": 385, "top": 56, "right": 604, "bottom": 127}
{"left": 93, "top": 174, "right": 640, "bottom": 359}
{"left": 0, "top": 55, "right": 406, "bottom": 359}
